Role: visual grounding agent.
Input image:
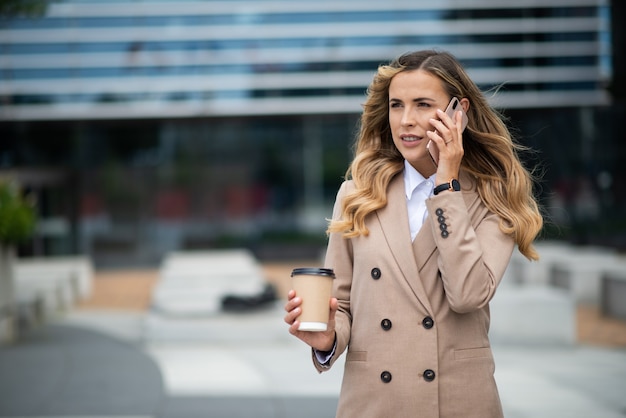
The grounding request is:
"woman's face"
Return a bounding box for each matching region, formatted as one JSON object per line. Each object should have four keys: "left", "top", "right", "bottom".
{"left": 388, "top": 69, "right": 450, "bottom": 176}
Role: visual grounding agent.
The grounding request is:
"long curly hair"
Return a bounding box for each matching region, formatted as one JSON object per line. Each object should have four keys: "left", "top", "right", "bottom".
{"left": 327, "top": 50, "right": 543, "bottom": 260}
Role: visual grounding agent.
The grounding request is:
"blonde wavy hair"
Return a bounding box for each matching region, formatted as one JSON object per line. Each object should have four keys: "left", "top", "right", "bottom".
{"left": 327, "top": 50, "right": 543, "bottom": 260}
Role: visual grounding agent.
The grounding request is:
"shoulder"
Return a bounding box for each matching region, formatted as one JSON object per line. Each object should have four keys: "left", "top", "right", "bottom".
{"left": 339, "top": 172, "right": 404, "bottom": 194}
{"left": 335, "top": 178, "right": 362, "bottom": 198}
{"left": 333, "top": 180, "right": 354, "bottom": 203}
{"left": 339, "top": 179, "right": 355, "bottom": 193}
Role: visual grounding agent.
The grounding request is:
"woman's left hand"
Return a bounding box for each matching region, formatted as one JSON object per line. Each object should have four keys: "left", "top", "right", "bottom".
{"left": 427, "top": 108, "right": 465, "bottom": 185}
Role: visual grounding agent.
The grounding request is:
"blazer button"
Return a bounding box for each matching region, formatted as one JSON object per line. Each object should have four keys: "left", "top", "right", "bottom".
{"left": 439, "top": 223, "right": 447, "bottom": 231}
{"left": 371, "top": 267, "right": 381, "bottom": 280}
{"left": 437, "top": 215, "right": 446, "bottom": 224}
{"left": 422, "top": 316, "right": 434, "bottom": 329}
{"left": 435, "top": 208, "right": 444, "bottom": 216}
{"left": 441, "top": 230, "right": 449, "bottom": 238}
{"left": 381, "top": 318, "right": 392, "bottom": 331}
{"left": 380, "top": 371, "right": 392, "bottom": 383}
{"left": 423, "top": 369, "right": 436, "bottom": 382}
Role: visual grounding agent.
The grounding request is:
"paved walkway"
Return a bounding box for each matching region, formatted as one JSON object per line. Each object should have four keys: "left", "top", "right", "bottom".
{"left": 1, "top": 264, "right": 626, "bottom": 418}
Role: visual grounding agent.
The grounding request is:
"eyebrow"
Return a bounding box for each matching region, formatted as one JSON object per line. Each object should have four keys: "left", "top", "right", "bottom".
{"left": 389, "top": 97, "right": 436, "bottom": 103}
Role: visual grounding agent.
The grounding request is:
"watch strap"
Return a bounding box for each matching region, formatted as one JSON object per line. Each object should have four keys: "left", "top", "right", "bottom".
{"left": 433, "top": 178, "right": 460, "bottom": 195}
{"left": 433, "top": 182, "right": 451, "bottom": 195}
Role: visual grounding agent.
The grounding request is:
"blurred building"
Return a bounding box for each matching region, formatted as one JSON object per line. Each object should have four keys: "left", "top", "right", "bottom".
{"left": 0, "top": 0, "right": 621, "bottom": 267}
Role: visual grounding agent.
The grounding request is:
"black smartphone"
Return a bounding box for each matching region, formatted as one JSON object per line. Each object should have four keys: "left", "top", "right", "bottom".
{"left": 427, "top": 97, "right": 468, "bottom": 166}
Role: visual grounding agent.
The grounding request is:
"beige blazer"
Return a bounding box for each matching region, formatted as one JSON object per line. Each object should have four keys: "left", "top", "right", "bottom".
{"left": 315, "top": 171, "right": 515, "bottom": 418}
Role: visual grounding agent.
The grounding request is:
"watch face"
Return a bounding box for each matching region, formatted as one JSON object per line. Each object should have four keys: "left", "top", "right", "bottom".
{"left": 451, "top": 179, "right": 461, "bottom": 191}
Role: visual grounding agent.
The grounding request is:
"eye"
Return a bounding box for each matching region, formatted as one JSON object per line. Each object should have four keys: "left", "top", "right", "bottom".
{"left": 417, "top": 101, "right": 432, "bottom": 108}
{"left": 389, "top": 101, "right": 403, "bottom": 109}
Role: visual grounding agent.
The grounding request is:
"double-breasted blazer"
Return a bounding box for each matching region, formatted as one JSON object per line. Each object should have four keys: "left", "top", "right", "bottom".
{"left": 314, "top": 171, "right": 515, "bottom": 418}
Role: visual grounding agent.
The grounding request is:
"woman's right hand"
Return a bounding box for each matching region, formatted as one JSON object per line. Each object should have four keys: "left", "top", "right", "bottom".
{"left": 284, "top": 289, "right": 338, "bottom": 352}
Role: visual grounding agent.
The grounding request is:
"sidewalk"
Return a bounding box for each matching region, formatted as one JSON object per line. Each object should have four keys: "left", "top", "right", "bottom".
{"left": 1, "top": 264, "right": 625, "bottom": 418}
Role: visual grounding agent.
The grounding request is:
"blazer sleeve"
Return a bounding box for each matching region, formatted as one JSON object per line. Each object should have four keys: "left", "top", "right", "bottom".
{"left": 425, "top": 189, "right": 515, "bottom": 313}
{"left": 312, "top": 181, "right": 354, "bottom": 373}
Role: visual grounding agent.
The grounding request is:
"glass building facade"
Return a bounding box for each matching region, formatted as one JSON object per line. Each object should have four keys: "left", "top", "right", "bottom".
{"left": 1, "top": 0, "right": 621, "bottom": 267}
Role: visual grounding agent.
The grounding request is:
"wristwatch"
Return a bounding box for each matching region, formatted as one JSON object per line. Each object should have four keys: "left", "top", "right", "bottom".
{"left": 433, "top": 178, "right": 461, "bottom": 195}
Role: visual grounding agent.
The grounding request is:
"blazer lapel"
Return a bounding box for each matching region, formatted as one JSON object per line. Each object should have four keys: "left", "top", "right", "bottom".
{"left": 413, "top": 211, "right": 437, "bottom": 271}
{"left": 376, "top": 175, "right": 433, "bottom": 315}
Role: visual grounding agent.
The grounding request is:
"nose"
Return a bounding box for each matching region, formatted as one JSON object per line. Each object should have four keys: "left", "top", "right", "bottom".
{"left": 401, "top": 108, "right": 416, "bottom": 127}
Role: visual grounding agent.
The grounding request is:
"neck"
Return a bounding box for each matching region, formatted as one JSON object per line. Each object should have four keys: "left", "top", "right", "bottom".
{"left": 409, "top": 160, "right": 437, "bottom": 178}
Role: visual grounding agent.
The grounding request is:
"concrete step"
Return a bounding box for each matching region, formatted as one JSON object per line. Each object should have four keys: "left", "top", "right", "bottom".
{"left": 490, "top": 285, "right": 576, "bottom": 345}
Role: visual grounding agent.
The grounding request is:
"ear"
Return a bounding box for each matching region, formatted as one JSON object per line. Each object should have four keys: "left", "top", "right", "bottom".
{"left": 459, "top": 97, "right": 470, "bottom": 113}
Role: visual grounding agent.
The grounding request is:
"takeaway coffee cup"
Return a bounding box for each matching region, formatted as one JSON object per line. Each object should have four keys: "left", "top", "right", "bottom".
{"left": 291, "top": 267, "right": 335, "bottom": 331}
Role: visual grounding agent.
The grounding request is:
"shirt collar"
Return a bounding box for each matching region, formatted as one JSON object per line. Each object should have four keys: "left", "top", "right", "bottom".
{"left": 403, "top": 160, "right": 436, "bottom": 199}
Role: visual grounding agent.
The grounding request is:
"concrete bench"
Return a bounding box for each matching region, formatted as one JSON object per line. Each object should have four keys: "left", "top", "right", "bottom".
{"left": 0, "top": 306, "right": 16, "bottom": 345}
{"left": 15, "top": 256, "right": 94, "bottom": 300}
{"left": 157, "top": 271, "right": 264, "bottom": 294}
{"left": 1, "top": 255, "right": 93, "bottom": 345}
{"left": 152, "top": 277, "right": 268, "bottom": 316}
{"left": 15, "top": 272, "right": 77, "bottom": 314}
{"left": 549, "top": 253, "right": 624, "bottom": 305}
{"left": 504, "top": 241, "right": 574, "bottom": 286}
{"left": 151, "top": 287, "right": 228, "bottom": 316}
{"left": 505, "top": 242, "right": 621, "bottom": 298}
{"left": 161, "top": 249, "right": 262, "bottom": 278}
{"left": 14, "top": 290, "right": 46, "bottom": 330}
{"left": 489, "top": 285, "right": 576, "bottom": 345}
{"left": 601, "top": 266, "right": 626, "bottom": 320}
{"left": 151, "top": 249, "right": 267, "bottom": 317}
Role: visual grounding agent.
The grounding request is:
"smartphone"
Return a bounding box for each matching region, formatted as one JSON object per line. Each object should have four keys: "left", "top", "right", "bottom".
{"left": 427, "top": 97, "right": 468, "bottom": 166}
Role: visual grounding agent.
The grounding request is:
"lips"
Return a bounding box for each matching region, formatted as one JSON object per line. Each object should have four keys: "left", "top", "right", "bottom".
{"left": 400, "top": 134, "right": 423, "bottom": 142}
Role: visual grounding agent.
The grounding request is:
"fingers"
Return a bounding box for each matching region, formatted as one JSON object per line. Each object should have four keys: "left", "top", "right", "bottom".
{"left": 437, "top": 108, "right": 455, "bottom": 128}
{"left": 328, "top": 297, "right": 338, "bottom": 320}
{"left": 425, "top": 128, "right": 444, "bottom": 146}
{"left": 429, "top": 108, "right": 466, "bottom": 148}
{"left": 325, "top": 297, "right": 339, "bottom": 337}
{"left": 285, "top": 294, "right": 338, "bottom": 352}
{"left": 429, "top": 109, "right": 463, "bottom": 183}
{"left": 284, "top": 290, "right": 302, "bottom": 327}
{"left": 284, "top": 290, "right": 298, "bottom": 312}
{"left": 288, "top": 320, "right": 301, "bottom": 335}
{"left": 283, "top": 304, "right": 301, "bottom": 326}
{"left": 452, "top": 109, "right": 465, "bottom": 140}
{"left": 429, "top": 110, "right": 457, "bottom": 140}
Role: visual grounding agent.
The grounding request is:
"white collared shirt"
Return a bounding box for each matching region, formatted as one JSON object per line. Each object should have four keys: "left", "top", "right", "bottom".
{"left": 403, "top": 160, "right": 436, "bottom": 241}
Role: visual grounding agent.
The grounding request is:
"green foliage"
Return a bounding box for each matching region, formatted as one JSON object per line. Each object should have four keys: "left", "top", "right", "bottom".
{"left": 0, "top": 181, "right": 36, "bottom": 246}
{"left": 0, "top": 0, "right": 47, "bottom": 17}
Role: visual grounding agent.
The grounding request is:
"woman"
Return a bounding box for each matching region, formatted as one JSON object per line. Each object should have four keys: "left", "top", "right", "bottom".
{"left": 284, "top": 50, "right": 543, "bottom": 418}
